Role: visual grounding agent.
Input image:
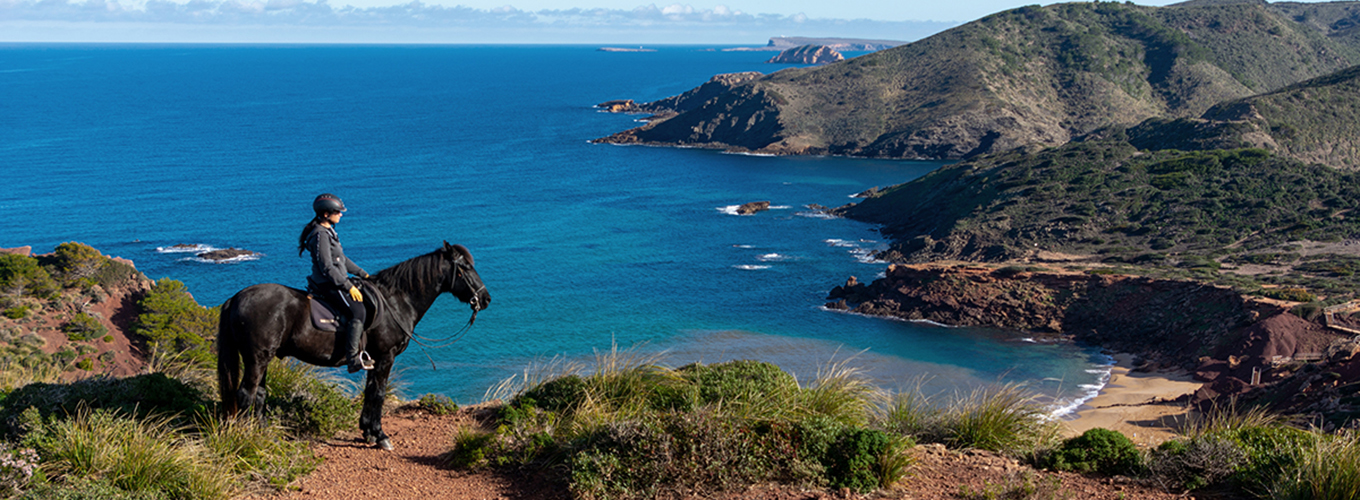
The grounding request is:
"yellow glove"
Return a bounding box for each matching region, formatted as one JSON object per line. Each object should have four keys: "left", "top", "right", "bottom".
{"left": 348, "top": 286, "right": 364, "bottom": 303}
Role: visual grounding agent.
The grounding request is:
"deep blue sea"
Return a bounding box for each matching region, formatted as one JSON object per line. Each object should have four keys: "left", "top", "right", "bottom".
{"left": 0, "top": 44, "right": 1111, "bottom": 413}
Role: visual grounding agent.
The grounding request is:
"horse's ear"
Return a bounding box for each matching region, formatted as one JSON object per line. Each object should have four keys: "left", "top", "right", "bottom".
{"left": 442, "top": 241, "right": 453, "bottom": 253}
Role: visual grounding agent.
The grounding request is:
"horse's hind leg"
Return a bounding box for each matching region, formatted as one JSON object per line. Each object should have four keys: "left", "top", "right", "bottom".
{"left": 360, "top": 358, "right": 394, "bottom": 450}
{"left": 237, "top": 352, "right": 270, "bottom": 418}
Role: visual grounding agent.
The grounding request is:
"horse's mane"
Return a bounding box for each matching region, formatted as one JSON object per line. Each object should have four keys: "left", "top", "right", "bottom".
{"left": 372, "top": 249, "right": 444, "bottom": 294}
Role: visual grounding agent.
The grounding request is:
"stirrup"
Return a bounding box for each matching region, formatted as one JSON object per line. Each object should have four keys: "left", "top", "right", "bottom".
{"left": 358, "top": 351, "right": 374, "bottom": 370}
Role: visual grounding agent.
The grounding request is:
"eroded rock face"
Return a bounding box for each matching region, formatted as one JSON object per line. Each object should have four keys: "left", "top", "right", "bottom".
{"left": 766, "top": 45, "right": 844, "bottom": 65}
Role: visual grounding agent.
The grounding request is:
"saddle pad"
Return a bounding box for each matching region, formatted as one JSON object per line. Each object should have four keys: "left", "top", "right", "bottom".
{"left": 307, "top": 281, "right": 385, "bottom": 332}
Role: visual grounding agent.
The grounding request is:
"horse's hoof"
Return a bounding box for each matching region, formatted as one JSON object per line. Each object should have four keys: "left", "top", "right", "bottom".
{"left": 364, "top": 434, "right": 376, "bottom": 445}
{"left": 376, "top": 438, "right": 393, "bottom": 451}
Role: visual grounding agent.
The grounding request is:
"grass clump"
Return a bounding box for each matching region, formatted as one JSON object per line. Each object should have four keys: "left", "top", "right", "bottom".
{"left": 415, "top": 394, "right": 459, "bottom": 416}
{"left": 881, "top": 381, "right": 1060, "bottom": 459}
{"left": 262, "top": 359, "right": 358, "bottom": 439}
{"left": 25, "top": 408, "right": 235, "bottom": 500}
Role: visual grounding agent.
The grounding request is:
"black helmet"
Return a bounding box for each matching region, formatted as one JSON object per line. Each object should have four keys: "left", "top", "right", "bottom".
{"left": 313, "top": 193, "right": 346, "bottom": 214}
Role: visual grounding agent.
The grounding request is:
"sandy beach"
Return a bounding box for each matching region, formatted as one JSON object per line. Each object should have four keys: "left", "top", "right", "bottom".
{"left": 1061, "top": 353, "right": 1203, "bottom": 447}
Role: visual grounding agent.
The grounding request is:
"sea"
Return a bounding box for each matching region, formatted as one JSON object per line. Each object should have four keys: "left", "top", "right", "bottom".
{"left": 0, "top": 44, "right": 1112, "bottom": 414}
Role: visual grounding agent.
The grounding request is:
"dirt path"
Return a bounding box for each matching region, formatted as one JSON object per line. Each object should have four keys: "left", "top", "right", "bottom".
{"left": 243, "top": 404, "right": 1189, "bottom": 500}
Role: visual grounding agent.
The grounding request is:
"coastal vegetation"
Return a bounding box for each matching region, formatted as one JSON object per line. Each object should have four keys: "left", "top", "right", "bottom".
{"left": 597, "top": 1, "right": 1360, "bottom": 160}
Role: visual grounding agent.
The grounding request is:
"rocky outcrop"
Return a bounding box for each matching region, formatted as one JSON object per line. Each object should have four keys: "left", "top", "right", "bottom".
{"left": 197, "top": 248, "right": 259, "bottom": 261}
{"left": 0, "top": 247, "right": 32, "bottom": 256}
{"left": 736, "top": 201, "right": 770, "bottom": 215}
{"left": 766, "top": 45, "right": 843, "bottom": 65}
{"left": 827, "top": 262, "right": 1360, "bottom": 427}
{"left": 596, "top": 100, "right": 640, "bottom": 113}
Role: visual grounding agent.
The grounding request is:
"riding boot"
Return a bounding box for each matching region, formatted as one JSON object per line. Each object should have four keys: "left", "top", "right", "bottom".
{"left": 345, "top": 319, "right": 374, "bottom": 373}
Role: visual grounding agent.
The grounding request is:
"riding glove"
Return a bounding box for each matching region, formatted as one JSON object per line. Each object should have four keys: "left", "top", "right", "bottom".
{"left": 349, "top": 286, "right": 364, "bottom": 302}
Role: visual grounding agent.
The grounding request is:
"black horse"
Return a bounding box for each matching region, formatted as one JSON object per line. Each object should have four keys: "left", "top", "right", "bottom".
{"left": 217, "top": 242, "right": 489, "bottom": 450}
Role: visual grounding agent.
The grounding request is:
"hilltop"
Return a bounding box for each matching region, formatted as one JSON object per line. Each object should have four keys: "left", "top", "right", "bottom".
{"left": 596, "top": 1, "right": 1360, "bottom": 159}
{"left": 1124, "top": 63, "right": 1360, "bottom": 169}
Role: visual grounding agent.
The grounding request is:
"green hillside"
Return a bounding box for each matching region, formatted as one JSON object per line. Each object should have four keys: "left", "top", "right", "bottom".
{"left": 834, "top": 140, "right": 1360, "bottom": 292}
{"left": 597, "top": 1, "right": 1360, "bottom": 160}
{"left": 1126, "top": 64, "right": 1360, "bottom": 169}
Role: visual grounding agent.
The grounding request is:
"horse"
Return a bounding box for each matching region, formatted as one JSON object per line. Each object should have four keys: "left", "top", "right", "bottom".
{"left": 216, "top": 241, "right": 489, "bottom": 450}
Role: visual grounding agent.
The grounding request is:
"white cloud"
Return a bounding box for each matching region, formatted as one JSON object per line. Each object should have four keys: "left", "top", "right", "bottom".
{"left": 0, "top": 0, "right": 957, "bottom": 43}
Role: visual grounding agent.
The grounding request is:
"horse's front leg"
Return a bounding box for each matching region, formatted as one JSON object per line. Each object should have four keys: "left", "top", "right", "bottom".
{"left": 360, "top": 358, "right": 394, "bottom": 450}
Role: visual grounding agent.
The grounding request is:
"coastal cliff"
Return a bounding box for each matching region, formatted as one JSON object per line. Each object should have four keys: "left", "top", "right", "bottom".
{"left": 827, "top": 262, "right": 1360, "bottom": 427}
{"left": 766, "top": 45, "right": 844, "bottom": 64}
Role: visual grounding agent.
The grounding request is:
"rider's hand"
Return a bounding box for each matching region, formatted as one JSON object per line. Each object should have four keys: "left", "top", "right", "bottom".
{"left": 348, "top": 286, "right": 364, "bottom": 302}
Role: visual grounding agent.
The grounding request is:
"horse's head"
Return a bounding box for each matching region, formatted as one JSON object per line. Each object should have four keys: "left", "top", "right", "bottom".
{"left": 441, "top": 241, "right": 490, "bottom": 319}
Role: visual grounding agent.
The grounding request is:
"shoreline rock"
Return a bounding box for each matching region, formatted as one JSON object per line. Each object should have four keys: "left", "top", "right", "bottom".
{"left": 736, "top": 201, "right": 770, "bottom": 215}
{"left": 197, "top": 248, "right": 260, "bottom": 261}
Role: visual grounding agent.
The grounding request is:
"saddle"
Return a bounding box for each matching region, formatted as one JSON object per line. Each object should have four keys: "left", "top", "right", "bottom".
{"left": 307, "top": 280, "right": 385, "bottom": 333}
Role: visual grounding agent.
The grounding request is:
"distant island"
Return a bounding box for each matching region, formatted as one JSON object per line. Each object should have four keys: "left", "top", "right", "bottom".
{"left": 723, "top": 36, "right": 905, "bottom": 52}
{"left": 597, "top": 47, "right": 657, "bottom": 53}
{"left": 766, "top": 45, "right": 843, "bottom": 64}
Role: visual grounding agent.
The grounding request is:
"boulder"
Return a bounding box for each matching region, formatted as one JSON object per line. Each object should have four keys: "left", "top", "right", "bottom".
{"left": 736, "top": 201, "right": 771, "bottom": 215}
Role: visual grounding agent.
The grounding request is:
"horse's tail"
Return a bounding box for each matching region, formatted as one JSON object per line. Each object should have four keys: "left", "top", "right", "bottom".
{"left": 217, "top": 295, "right": 242, "bottom": 417}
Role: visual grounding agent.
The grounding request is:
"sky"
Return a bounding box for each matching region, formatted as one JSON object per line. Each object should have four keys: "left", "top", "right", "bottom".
{"left": 0, "top": 0, "right": 1336, "bottom": 44}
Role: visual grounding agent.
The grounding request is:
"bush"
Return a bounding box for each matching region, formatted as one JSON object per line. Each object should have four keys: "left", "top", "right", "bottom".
{"left": 49, "top": 242, "right": 106, "bottom": 288}
{"left": 0, "top": 373, "right": 212, "bottom": 432}
{"left": 415, "top": 394, "right": 459, "bottom": 416}
{"left": 135, "top": 279, "right": 217, "bottom": 370}
{"left": 825, "top": 428, "right": 893, "bottom": 492}
{"left": 1262, "top": 287, "right": 1316, "bottom": 303}
{"left": 62, "top": 313, "right": 107, "bottom": 342}
{"left": 1147, "top": 436, "right": 1246, "bottom": 491}
{"left": 0, "top": 443, "right": 40, "bottom": 497}
{"left": 3, "top": 306, "right": 29, "bottom": 319}
{"left": 0, "top": 254, "right": 57, "bottom": 299}
{"left": 1268, "top": 431, "right": 1360, "bottom": 500}
{"left": 1045, "top": 428, "right": 1143, "bottom": 476}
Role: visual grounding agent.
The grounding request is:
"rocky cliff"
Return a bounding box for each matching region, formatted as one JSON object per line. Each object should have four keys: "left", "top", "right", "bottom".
{"left": 826, "top": 262, "right": 1360, "bottom": 428}
{"left": 766, "top": 45, "right": 844, "bottom": 64}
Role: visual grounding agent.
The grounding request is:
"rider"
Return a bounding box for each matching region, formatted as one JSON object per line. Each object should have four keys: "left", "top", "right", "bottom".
{"left": 299, "top": 193, "right": 374, "bottom": 372}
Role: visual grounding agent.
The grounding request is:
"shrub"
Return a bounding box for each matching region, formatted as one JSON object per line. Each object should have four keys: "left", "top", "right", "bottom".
{"left": 1262, "top": 287, "right": 1316, "bottom": 303}
{"left": 3, "top": 306, "right": 29, "bottom": 319}
{"left": 0, "top": 254, "right": 57, "bottom": 299}
{"left": 0, "top": 443, "right": 40, "bottom": 497}
{"left": 62, "top": 313, "right": 107, "bottom": 342}
{"left": 1147, "top": 436, "right": 1246, "bottom": 492}
{"left": 51, "top": 242, "right": 107, "bottom": 287}
{"left": 1045, "top": 428, "right": 1143, "bottom": 476}
{"left": 0, "top": 373, "right": 211, "bottom": 432}
{"left": 135, "top": 279, "right": 218, "bottom": 370}
{"left": 262, "top": 359, "right": 357, "bottom": 439}
{"left": 825, "top": 428, "right": 893, "bottom": 492}
{"left": 415, "top": 393, "right": 459, "bottom": 416}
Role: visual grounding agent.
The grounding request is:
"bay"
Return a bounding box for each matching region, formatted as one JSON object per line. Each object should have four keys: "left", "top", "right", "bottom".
{"left": 0, "top": 44, "right": 1110, "bottom": 411}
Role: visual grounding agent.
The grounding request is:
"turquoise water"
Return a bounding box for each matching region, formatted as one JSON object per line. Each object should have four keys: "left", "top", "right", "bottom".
{"left": 0, "top": 44, "right": 1111, "bottom": 410}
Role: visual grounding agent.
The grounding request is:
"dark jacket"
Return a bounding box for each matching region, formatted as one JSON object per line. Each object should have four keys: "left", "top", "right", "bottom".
{"left": 306, "top": 224, "right": 367, "bottom": 291}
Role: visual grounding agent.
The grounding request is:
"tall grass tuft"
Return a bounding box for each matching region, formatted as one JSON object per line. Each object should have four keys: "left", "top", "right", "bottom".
{"left": 195, "top": 413, "right": 318, "bottom": 489}
{"left": 799, "top": 356, "right": 885, "bottom": 427}
{"left": 33, "top": 408, "right": 235, "bottom": 500}
{"left": 941, "top": 383, "right": 1059, "bottom": 456}
{"left": 1269, "top": 431, "right": 1360, "bottom": 500}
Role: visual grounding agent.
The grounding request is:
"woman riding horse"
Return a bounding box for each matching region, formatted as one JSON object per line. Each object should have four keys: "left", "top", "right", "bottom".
{"left": 219, "top": 229, "right": 490, "bottom": 449}
{"left": 300, "top": 193, "right": 372, "bottom": 372}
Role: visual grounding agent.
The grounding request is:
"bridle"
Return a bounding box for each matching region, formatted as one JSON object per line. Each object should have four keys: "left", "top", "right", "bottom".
{"left": 443, "top": 252, "right": 487, "bottom": 314}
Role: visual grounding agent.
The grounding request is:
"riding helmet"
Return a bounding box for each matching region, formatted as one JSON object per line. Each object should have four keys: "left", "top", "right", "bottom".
{"left": 313, "top": 193, "right": 346, "bottom": 214}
